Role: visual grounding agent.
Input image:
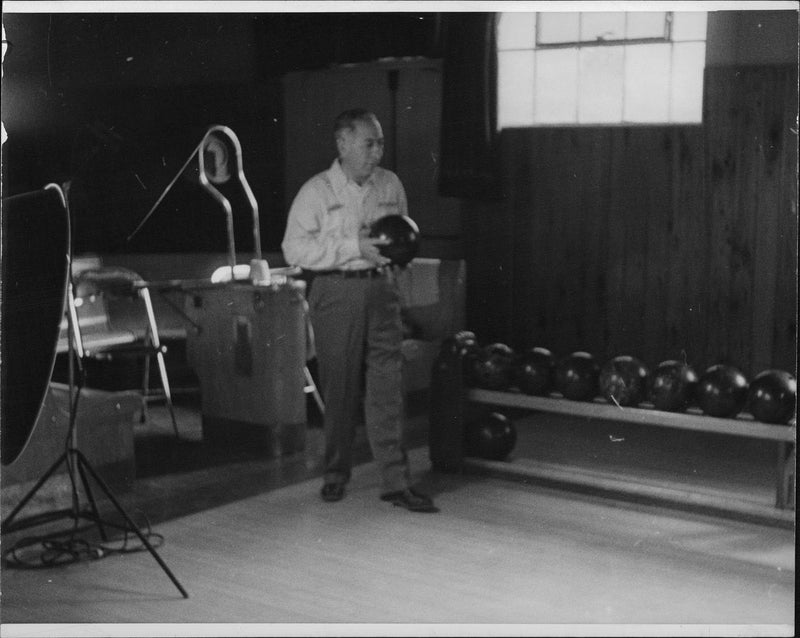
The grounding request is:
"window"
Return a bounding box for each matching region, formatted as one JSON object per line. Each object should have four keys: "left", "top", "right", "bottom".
{"left": 497, "top": 11, "right": 707, "bottom": 127}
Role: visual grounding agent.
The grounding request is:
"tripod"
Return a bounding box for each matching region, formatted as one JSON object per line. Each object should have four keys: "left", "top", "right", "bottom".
{"left": 1, "top": 186, "right": 188, "bottom": 599}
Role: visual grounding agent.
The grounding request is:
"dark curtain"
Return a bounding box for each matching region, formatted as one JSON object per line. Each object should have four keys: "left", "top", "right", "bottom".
{"left": 439, "top": 13, "right": 502, "bottom": 201}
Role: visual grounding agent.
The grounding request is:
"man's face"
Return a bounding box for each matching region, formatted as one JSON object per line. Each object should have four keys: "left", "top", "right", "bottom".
{"left": 337, "top": 117, "right": 385, "bottom": 184}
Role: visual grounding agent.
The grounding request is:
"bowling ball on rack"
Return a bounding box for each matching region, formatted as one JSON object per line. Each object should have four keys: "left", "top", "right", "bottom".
{"left": 554, "top": 351, "right": 599, "bottom": 401}
{"left": 369, "top": 214, "right": 420, "bottom": 267}
{"left": 469, "top": 343, "right": 515, "bottom": 390}
{"left": 648, "top": 360, "right": 699, "bottom": 412}
{"left": 599, "top": 355, "right": 650, "bottom": 407}
{"left": 512, "top": 347, "right": 555, "bottom": 396}
{"left": 746, "top": 369, "right": 796, "bottom": 425}
{"left": 696, "top": 364, "right": 749, "bottom": 418}
{"left": 438, "top": 330, "right": 481, "bottom": 377}
{"left": 440, "top": 330, "right": 478, "bottom": 358}
{"left": 465, "top": 412, "right": 517, "bottom": 461}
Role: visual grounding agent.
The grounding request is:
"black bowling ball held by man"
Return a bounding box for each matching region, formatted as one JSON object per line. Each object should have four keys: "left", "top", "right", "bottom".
{"left": 282, "top": 109, "right": 438, "bottom": 513}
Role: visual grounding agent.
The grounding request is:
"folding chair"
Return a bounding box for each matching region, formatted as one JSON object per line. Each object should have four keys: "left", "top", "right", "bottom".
{"left": 68, "top": 266, "right": 181, "bottom": 438}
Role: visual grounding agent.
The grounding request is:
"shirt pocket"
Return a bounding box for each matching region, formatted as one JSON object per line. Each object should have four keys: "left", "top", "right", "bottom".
{"left": 321, "top": 203, "right": 347, "bottom": 238}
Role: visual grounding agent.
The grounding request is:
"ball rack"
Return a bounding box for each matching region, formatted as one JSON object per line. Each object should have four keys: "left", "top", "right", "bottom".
{"left": 429, "top": 345, "right": 796, "bottom": 529}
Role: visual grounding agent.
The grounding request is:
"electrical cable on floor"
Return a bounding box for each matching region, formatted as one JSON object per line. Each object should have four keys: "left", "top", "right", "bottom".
{"left": 2, "top": 510, "right": 165, "bottom": 569}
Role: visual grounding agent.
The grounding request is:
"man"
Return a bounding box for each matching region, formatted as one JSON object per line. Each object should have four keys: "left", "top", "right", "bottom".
{"left": 282, "top": 109, "right": 438, "bottom": 513}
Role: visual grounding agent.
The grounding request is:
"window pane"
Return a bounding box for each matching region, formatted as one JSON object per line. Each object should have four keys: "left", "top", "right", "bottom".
{"left": 624, "top": 43, "right": 670, "bottom": 122}
{"left": 538, "top": 12, "right": 580, "bottom": 45}
{"left": 626, "top": 12, "right": 668, "bottom": 39}
{"left": 498, "top": 50, "right": 535, "bottom": 127}
{"left": 578, "top": 46, "right": 624, "bottom": 123}
{"left": 535, "top": 48, "right": 578, "bottom": 123}
{"left": 672, "top": 12, "right": 708, "bottom": 41}
{"left": 498, "top": 12, "right": 536, "bottom": 50}
{"left": 580, "top": 13, "right": 625, "bottom": 43}
{"left": 670, "top": 42, "right": 705, "bottom": 122}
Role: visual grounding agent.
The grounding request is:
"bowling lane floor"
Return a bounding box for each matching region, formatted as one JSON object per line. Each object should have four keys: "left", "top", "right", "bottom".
{"left": 0, "top": 398, "right": 794, "bottom": 635}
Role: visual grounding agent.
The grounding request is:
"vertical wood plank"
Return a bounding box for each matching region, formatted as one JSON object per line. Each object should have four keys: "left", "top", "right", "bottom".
{"left": 704, "top": 67, "right": 754, "bottom": 372}
{"left": 667, "top": 127, "right": 707, "bottom": 370}
{"left": 508, "top": 129, "right": 538, "bottom": 352}
{"left": 577, "top": 129, "right": 611, "bottom": 360}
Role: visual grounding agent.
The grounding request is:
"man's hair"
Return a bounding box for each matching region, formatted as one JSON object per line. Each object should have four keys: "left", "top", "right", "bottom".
{"left": 333, "top": 109, "right": 377, "bottom": 138}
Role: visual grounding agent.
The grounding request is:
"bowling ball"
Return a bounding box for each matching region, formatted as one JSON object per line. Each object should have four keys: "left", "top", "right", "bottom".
{"left": 746, "top": 369, "right": 796, "bottom": 425}
{"left": 696, "top": 364, "right": 749, "bottom": 418}
{"left": 512, "top": 347, "right": 555, "bottom": 396}
{"left": 648, "top": 360, "right": 699, "bottom": 412}
{"left": 465, "top": 412, "right": 517, "bottom": 461}
{"left": 469, "top": 343, "right": 515, "bottom": 390}
{"left": 369, "top": 214, "right": 420, "bottom": 267}
{"left": 438, "top": 331, "right": 482, "bottom": 379}
{"left": 440, "top": 330, "right": 478, "bottom": 358}
{"left": 555, "top": 351, "right": 599, "bottom": 401}
{"left": 599, "top": 355, "right": 650, "bottom": 407}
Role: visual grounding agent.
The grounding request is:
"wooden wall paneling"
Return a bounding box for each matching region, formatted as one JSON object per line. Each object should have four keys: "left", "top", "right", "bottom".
{"left": 772, "top": 67, "right": 799, "bottom": 375}
{"left": 546, "top": 129, "right": 587, "bottom": 355}
{"left": 648, "top": 128, "right": 677, "bottom": 366}
{"left": 631, "top": 128, "right": 675, "bottom": 368}
{"left": 704, "top": 65, "right": 797, "bottom": 377}
{"left": 506, "top": 130, "right": 538, "bottom": 352}
{"left": 462, "top": 198, "right": 514, "bottom": 345}
{"left": 704, "top": 67, "right": 752, "bottom": 372}
{"left": 527, "top": 129, "right": 563, "bottom": 354}
{"left": 507, "top": 128, "right": 565, "bottom": 354}
{"left": 475, "top": 65, "right": 794, "bottom": 375}
{"left": 575, "top": 129, "right": 611, "bottom": 361}
{"left": 761, "top": 66, "right": 798, "bottom": 375}
{"left": 666, "top": 127, "right": 707, "bottom": 370}
{"left": 749, "top": 66, "right": 785, "bottom": 376}
{"left": 604, "top": 128, "right": 629, "bottom": 361}
{"left": 730, "top": 70, "right": 762, "bottom": 374}
{"left": 606, "top": 128, "right": 653, "bottom": 362}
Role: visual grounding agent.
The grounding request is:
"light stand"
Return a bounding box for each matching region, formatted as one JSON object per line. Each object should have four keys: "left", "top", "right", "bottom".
{"left": 1, "top": 183, "right": 188, "bottom": 599}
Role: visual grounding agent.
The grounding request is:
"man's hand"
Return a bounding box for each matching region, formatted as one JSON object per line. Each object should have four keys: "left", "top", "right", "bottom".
{"left": 358, "top": 226, "right": 392, "bottom": 266}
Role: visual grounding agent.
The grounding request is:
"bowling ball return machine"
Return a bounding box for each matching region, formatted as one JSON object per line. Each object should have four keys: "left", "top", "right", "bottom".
{"left": 129, "top": 125, "right": 310, "bottom": 456}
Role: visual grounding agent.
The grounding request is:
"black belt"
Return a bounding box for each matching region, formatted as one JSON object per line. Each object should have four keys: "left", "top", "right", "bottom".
{"left": 311, "top": 268, "right": 385, "bottom": 279}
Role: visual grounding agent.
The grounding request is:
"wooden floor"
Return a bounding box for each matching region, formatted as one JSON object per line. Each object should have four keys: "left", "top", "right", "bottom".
{"left": 0, "top": 398, "right": 795, "bottom": 636}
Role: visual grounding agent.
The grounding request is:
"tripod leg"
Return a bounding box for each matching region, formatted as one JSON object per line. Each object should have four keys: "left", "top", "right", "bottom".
{"left": 75, "top": 455, "right": 109, "bottom": 542}
{"left": 1, "top": 453, "right": 68, "bottom": 533}
{"left": 75, "top": 450, "right": 189, "bottom": 598}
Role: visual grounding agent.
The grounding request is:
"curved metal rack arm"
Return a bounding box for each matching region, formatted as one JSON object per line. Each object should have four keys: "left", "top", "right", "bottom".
{"left": 198, "top": 125, "right": 262, "bottom": 267}
{"left": 126, "top": 125, "right": 261, "bottom": 273}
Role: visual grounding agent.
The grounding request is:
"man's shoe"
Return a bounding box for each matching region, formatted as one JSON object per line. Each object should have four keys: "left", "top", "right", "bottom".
{"left": 380, "top": 488, "right": 439, "bottom": 513}
{"left": 321, "top": 482, "right": 345, "bottom": 502}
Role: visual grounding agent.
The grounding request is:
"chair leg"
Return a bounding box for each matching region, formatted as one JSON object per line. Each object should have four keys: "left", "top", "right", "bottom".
{"left": 304, "top": 365, "right": 325, "bottom": 415}
{"left": 140, "top": 286, "right": 180, "bottom": 439}
{"left": 140, "top": 349, "right": 151, "bottom": 424}
{"left": 155, "top": 349, "right": 181, "bottom": 439}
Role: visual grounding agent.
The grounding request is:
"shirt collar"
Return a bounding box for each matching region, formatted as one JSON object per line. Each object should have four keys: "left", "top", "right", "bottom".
{"left": 328, "top": 158, "right": 376, "bottom": 194}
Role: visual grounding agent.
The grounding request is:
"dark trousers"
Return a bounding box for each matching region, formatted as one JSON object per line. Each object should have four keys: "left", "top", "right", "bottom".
{"left": 308, "top": 274, "right": 410, "bottom": 492}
